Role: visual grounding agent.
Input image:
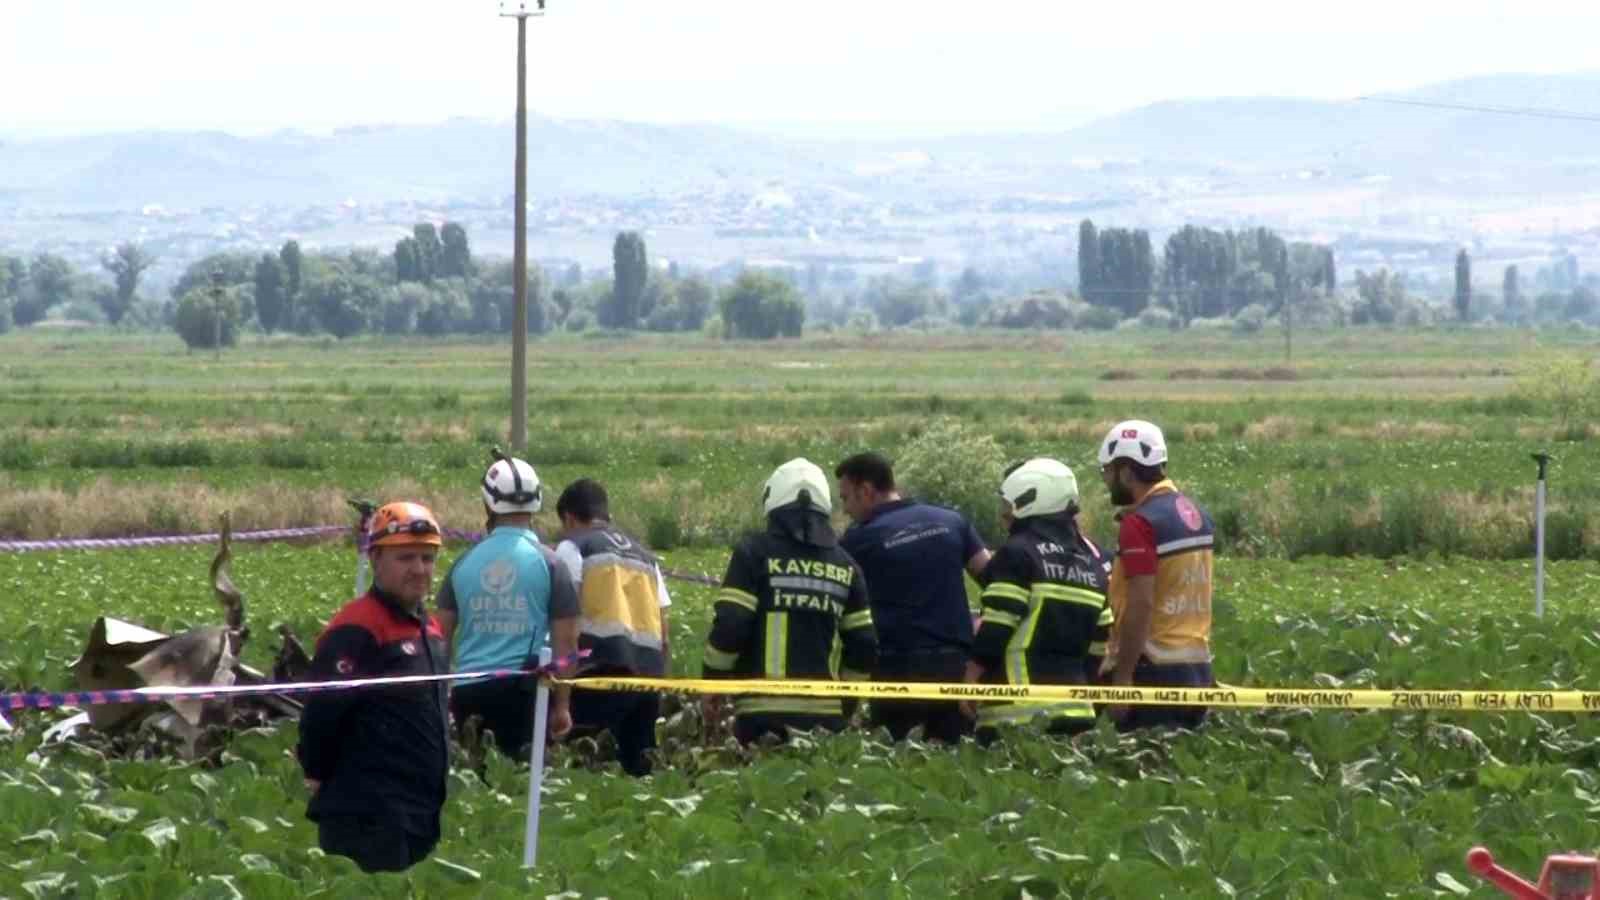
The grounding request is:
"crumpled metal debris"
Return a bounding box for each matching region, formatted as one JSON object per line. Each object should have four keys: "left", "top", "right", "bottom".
{"left": 64, "top": 512, "right": 303, "bottom": 756}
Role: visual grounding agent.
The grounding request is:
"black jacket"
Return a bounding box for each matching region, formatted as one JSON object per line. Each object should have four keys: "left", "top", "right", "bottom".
{"left": 297, "top": 587, "right": 449, "bottom": 821}
{"left": 701, "top": 508, "right": 878, "bottom": 718}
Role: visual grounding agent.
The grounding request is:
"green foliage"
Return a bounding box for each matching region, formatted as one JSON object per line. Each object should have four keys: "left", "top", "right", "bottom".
{"left": 305, "top": 272, "right": 383, "bottom": 339}
{"left": 1232, "top": 303, "right": 1268, "bottom": 334}
{"left": 1083, "top": 224, "right": 1154, "bottom": 316}
{"left": 254, "top": 253, "right": 287, "bottom": 334}
{"left": 608, "top": 230, "right": 649, "bottom": 329}
{"left": 99, "top": 242, "right": 153, "bottom": 326}
{"left": 439, "top": 222, "right": 472, "bottom": 279}
{"left": 173, "top": 288, "right": 242, "bottom": 350}
{"left": 393, "top": 236, "right": 421, "bottom": 283}
{"left": 721, "top": 271, "right": 804, "bottom": 339}
{"left": 15, "top": 252, "right": 79, "bottom": 326}
{"left": 1076, "top": 304, "right": 1121, "bottom": 331}
{"left": 983, "top": 290, "right": 1075, "bottom": 329}
{"left": 1503, "top": 265, "right": 1524, "bottom": 324}
{"left": 413, "top": 223, "right": 442, "bottom": 283}
{"left": 278, "top": 240, "right": 302, "bottom": 316}
{"left": 4, "top": 546, "right": 1600, "bottom": 896}
{"left": 171, "top": 252, "right": 255, "bottom": 302}
{"left": 894, "top": 417, "right": 1009, "bottom": 542}
{"left": 1517, "top": 352, "right": 1600, "bottom": 430}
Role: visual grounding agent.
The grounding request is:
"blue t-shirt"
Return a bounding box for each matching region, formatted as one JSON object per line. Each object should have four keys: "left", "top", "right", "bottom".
{"left": 436, "top": 526, "right": 571, "bottom": 677}
{"left": 839, "top": 499, "right": 986, "bottom": 654}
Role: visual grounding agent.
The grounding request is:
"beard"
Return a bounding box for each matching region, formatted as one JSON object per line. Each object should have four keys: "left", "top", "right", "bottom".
{"left": 1107, "top": 480, "right": 1137, "bottom": 506}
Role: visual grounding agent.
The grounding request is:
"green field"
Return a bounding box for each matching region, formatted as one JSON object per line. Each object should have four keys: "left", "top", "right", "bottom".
{"left": 2, "top": 328, "right": 1599, "bottom": 898}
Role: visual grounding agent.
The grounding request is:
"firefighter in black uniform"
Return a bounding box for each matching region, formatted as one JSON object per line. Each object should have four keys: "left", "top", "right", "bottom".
{"left": 701, "top": 458, "right": 878, "bottom": 744}
{"left": 297, "top": 501, "right": 451, "bottom": 874}
{"left": 964, "top": 458, "right": 1113, "bottom": 742}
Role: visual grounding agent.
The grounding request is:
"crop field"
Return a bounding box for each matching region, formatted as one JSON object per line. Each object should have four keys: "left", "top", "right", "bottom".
{"left": 2, "top": 327, "right": 1599, "bottom": 898}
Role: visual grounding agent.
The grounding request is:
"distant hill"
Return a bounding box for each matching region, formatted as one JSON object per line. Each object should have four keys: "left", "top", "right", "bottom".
{"left": 4, "top": 71, "right": 1600, "bottom": 211}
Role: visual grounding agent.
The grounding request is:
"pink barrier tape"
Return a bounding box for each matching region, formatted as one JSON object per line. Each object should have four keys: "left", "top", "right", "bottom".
{"left": 0, "top": 523, "right": 723, "bottom": 585}
{"left": 1, "top": 652, "right": 589, "bottom": 712}
{"left": 0, "top": 525, "right": 347, "bottom": 554}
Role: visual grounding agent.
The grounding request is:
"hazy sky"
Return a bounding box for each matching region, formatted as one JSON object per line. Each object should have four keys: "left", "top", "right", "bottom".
{"left": 5, "top": 0, "right": 1600, "bottom": 137}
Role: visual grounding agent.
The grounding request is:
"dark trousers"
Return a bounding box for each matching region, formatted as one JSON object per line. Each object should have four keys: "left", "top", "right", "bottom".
{"left": 1117, "top": 660, "right": 1214, "bottom": 733}
{"left": 870, "top": 647, "right": 972, "bottom": 744}
{"left": 451, "top": 678, "right": 535, "bottom": 759}
{"left": 734, "top": 713, "right": 846, "bottom": 745}
{"left": 571, "top": 688, "right": 660, "bottom": 777}
{"left": 318, "top": 811, "right": 440, "bottom": 874}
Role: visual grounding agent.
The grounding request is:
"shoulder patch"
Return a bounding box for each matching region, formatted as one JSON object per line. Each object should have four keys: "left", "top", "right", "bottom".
{"left": 1175, "top": 496, "right": 1203, "bottom": 531}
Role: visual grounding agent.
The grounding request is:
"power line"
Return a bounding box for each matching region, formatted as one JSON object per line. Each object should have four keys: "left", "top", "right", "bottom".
{"left": 1356, "top": 95, "right": 1600, "bottom": 124}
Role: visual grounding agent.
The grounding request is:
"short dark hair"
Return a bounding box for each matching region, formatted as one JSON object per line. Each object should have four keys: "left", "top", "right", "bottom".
{"left": 835, "top": 452, "right": 895, "bottom": 492}
{"left": 556, "top": 478, "right": 610, "bottom": 523}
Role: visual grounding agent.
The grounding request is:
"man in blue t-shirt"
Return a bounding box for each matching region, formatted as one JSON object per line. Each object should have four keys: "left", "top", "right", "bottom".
{"left": 836, "top": 452, "right": 991, "bottom": 743}
{"left": 435, "top": 452, "right": 579, "bottom": 759}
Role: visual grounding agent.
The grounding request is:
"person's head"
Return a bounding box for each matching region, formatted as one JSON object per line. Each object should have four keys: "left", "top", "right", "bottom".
{"left": 556, "top": 478, "right": 610, "bottom": 533}
{"left": 834, "top": 452, "right": 898, "bottom": 522}
{"left": 763, "top": 457, "right": 832, "bottom": 517}
{"left": 481, "top": 451, "right": 542, "bottom": 528}
{"left": 998, "top": 458, "right": 1079, "bottom": 530}
{"left": 1097, "top": 419, "right": 1168, "bottom": 506}
{"left": 367, "top": 501, "right": 442, "bottom": 609}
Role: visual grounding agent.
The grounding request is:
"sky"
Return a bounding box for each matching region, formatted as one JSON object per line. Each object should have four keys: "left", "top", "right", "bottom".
{"left": 5, "top": 0, "right": 1600, "bottom": 138}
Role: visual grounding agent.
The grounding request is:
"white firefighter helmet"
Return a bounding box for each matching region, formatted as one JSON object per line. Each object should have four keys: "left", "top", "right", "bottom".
{"left": 999, "top": 457, "right": 1079, "bottom": 518}
{"left": 762, "top": 457, "right": 832, "bottom": 515}
{"left": 481, "top": 452, "right": 542, "bottom": 514}
{"left": 1097, "top": 419, "right": 1169, "bottom": 468}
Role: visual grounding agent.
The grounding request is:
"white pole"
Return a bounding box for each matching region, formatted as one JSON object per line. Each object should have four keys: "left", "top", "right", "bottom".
{"left": 1533, "top": 453, "right": 1551, "bottom": 619}
{"left": 351, "top": 502, "right": 374, "bottom": 596}
{"left": 522, "top": 645, "right": 552, "bottom": 868}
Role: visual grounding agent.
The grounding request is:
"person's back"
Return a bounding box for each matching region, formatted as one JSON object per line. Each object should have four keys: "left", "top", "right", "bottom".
{"left": 560, "top": 522, "right": 667, "bottom": 677}
{"left": 704, "top": 458, "right": 877, "bottom": 745}
{"left": 841, "top": 499, "right": 981, "bottom": 655}
{"left": 969, "top": 459, "right": 1108, "bottom": 739}
{"left": 443, "top": 526, "right": 555, "bottom": 675}
{"left": 435, "top": 453, "right": 580, "bottom": 759}
{"left": 836, "top": 452, "right": 989, "bottom": 742}
{"left": 554, "top": 478, "right": 672, "bottom": 776}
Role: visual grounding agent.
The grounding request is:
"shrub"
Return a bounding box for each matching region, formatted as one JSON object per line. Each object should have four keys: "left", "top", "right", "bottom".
{"left": 173, "top": 289, "right": 243, "bottom": 350}
{"left": 1138, "top": 307, "right": 1180, "bottom": 330}
{"left": 1233, "top": 304, "right": 1268, "bottom": 334}
{"left": 895, "top": 418, "right": 1009, "bottom": 542}
{"left": 1075, "top": 305, "right": 1121, "bottom": 332}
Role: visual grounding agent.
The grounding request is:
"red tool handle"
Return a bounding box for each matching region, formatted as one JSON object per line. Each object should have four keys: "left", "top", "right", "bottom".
{"left": 1467, "top": 847, "right": 1549, "bottom": 900}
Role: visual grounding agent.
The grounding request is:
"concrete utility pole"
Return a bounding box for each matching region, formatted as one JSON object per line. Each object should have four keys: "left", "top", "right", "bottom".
{"left": 500, "top": 0, "right": 544, "bottom": 452}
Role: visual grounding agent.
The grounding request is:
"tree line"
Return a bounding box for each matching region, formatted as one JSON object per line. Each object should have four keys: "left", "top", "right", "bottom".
{"left": 4, "top": 221, "right": 1598, "bottom": 343}
{"left": 0, "top": 224, "right": 808, "bottom": 346}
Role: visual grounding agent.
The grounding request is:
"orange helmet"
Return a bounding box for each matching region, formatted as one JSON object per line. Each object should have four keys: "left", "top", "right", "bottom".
{"left": 367, "top": 501, "right": 443, "bottom": 549}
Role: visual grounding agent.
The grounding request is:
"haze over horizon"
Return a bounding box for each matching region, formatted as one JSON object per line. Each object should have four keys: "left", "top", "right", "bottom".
{"left": 6, "top": 0, "right": 1600, "bottom": 140}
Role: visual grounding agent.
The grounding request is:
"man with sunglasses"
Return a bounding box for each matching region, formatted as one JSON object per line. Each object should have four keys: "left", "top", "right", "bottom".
{"left": 297, "top": 500, "right": 453, "bottom": 874}
{"left": 435, "top": 453, "right": 581, "bottom": 759}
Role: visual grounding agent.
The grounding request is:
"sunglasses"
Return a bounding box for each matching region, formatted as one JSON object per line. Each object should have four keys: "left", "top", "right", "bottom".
{"left": 375, "top": 518, "right": 441, "bottom": 537}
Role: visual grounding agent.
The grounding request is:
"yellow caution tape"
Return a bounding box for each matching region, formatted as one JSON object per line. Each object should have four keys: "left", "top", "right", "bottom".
{"left": 559, "top": 676, "right": 1600, "bottom": 713}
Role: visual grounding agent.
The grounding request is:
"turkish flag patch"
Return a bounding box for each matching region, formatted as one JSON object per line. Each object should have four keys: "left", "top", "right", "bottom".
{"left": 335, "top": 658, "right": 355, "bottom": 676}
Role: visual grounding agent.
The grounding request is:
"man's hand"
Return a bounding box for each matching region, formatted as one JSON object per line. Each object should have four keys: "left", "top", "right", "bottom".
{"left": 548, "top": 701, "right": 573, "bottom": 740}
{"left": 1106, "top": 675, "right": 1134, "bottom": 724}
{"left": 960, "top": 660, "right": 985, "bottom": 722}
{"left": 304, "top": 778, "right": 321, "bottom": 795}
